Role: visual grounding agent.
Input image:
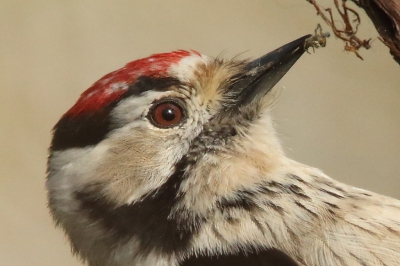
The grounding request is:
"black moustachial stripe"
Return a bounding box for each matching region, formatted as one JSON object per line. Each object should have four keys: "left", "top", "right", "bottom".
{"left": 75, "top": 155, "right": 202, "bottom": 255}
{"left": 181, "top": 248, "right": 299, "bottom": 266}
{"left": 51, "top": 76, "right": 181, "bottom": 151}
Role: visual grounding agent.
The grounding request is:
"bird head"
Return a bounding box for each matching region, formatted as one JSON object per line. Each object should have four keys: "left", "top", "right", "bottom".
{"left": 47, "top": 35, "right": 310, "bottom": 265}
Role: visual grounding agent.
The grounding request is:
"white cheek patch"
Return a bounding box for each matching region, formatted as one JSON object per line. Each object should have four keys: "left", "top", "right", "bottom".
{"left": 46, "top": 145, "right": 110, "bottom": 213}
{"left": 48, "top": 145, "right": 110, "bottom": 184}
{"left": 124, "top": 138, "right": 190, "bottom": 205}
{"left": 168, "top": 53, "right": 211, "bottom": 83}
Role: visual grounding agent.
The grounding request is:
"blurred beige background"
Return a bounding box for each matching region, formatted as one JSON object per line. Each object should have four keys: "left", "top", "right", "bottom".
{"left": 1, "top": 1, "right": 399, "bottom": 265}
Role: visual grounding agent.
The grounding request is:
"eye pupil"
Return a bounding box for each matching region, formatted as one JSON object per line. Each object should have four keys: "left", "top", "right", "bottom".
{"left": 162, "top": 108, "right": 176, "bottom": 121}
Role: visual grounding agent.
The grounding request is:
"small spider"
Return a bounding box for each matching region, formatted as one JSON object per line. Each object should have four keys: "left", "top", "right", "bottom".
{"left": 304, "top": 24, "right": 330, "bottom": 53}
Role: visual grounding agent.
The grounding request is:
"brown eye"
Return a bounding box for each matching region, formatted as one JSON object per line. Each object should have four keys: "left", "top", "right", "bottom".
{"left": 149, "top": 101, "right": 184, "bottom": 128}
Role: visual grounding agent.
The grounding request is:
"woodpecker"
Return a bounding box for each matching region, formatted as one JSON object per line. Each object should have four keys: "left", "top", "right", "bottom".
{"left": 47, "top": 35, "right": 400, "bottom": 266}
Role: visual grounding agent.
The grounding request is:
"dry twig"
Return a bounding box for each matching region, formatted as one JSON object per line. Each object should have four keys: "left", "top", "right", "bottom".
{"left": 307, "top": 0, "right": 371, "bottom": 60}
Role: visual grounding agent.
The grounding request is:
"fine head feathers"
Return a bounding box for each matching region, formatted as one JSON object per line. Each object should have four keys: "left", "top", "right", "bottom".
{"left": 47, "top": 43, "right": 400, "bottom": 266}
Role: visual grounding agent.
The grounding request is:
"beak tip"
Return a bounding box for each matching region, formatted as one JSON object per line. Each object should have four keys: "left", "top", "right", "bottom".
{"left": 231, "top": 35, "right": 312, "bottom": 109}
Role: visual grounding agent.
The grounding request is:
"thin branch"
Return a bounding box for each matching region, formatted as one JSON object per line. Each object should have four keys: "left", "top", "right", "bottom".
{"left": 307, "top": 0, "right": 371, "bottom": 60}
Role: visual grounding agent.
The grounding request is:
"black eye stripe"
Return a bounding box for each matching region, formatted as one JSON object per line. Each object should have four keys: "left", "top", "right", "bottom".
{"left": 125, "top": 76, "right": 183, "bottom": 97}
{"left": 51, "top": 77, "right": 184, "bottom": 151}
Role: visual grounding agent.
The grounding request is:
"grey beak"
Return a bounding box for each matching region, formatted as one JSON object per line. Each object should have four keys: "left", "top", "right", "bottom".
{"left": 231, "top": 34, "right": 311, "bottom": 110}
